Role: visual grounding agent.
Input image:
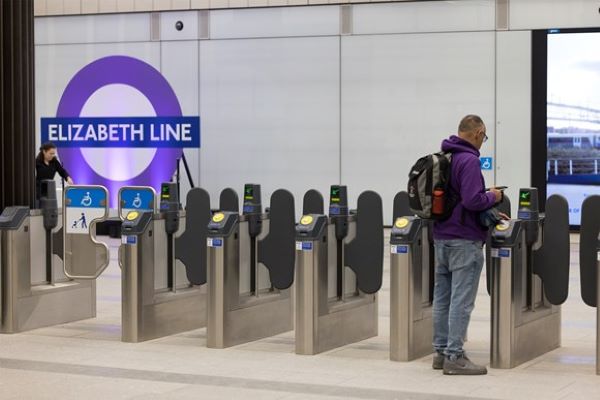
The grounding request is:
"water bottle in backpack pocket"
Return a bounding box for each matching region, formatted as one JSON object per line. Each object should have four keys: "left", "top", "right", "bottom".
{"left": 407, "top": 151, "right": 457, "bottom": 220}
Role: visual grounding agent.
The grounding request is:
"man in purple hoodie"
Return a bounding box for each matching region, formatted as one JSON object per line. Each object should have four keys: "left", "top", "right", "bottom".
{"left": 431, "top": 115, "right": 503, "bottom": 375}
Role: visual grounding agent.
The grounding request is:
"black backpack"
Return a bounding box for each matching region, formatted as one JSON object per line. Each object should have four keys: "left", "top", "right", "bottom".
{"left": 407, "top": 151, "right": 457, "bottom": 220}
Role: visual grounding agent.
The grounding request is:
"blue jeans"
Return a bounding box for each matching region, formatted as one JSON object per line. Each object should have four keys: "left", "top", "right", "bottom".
{"left": 433, "top": 239, "right": 484, "bottom": 359}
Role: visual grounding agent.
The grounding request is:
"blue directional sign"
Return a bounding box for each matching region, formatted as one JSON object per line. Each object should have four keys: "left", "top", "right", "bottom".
{"left": 480, "top": 157, "right": 493, "bottom": 170}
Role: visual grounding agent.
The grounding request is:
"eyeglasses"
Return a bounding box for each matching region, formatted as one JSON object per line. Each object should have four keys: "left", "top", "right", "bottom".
{"left": 481, "top": 131, "right": 488, "bottom": 143}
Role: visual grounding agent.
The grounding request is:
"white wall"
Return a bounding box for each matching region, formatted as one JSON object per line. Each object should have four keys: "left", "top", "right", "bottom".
{"left": 341, "top": 32, "right": 495, "bottom": 221}
{"left": 495, "top": 30, "right": 532, "bottom": 215}
{"left": 199, "top": 36, "right": 340, "bottom": 217}
{"left": 37, "top": 0, "right": 570, "bottom": 219}
{"left": 510, "top": 0, "right": 600, "bottom": 30}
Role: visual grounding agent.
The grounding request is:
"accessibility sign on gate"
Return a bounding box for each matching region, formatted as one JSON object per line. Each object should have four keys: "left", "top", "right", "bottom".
{"left": 480, "top": 157, "right": 493, "bottom": 170}
{"left": 119, "top": 187, "right": 155, "bottom": 219}
{"left": 65, "top": 186, "right": 107, "bottom": 235}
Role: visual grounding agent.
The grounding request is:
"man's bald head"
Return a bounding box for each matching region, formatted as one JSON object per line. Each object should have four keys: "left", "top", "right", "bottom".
{"left": 458, "top": 115, "right": 485, "bottom": 136}
{"left": 457, "top": 115, "right": 486, "bottom": 149}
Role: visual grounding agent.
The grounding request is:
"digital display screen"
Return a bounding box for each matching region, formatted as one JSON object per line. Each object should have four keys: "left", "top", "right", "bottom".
{"left": 330, "top": 187, "right": 340, "bottom": 203}
{"left": 519, "top": 191, "right": 531, "bottom": 207}
{"left": 244, "top": 185, "right": 254, "bottom": 201}
{"left": 544, "top": 29, "right": 600, "bottom": 225}
{"left": 161, "top": 185, "right": 170, "bottom": 200}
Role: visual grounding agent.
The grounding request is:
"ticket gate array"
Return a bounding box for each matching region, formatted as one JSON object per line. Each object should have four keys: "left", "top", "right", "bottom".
{"left": 489, "top": 188, "right": 569, "bottom": 368}
{"left": 295, "top": 186, "right": 383, "bottom": 355}
{"left": 119, "top": 183, "right": 210, "bottom": 342}
{"left": 0, "top": 181, "right": 101, "bottom": 333}
{"left": 578, "top": 195, "right": 600, "bottom": 375}
{"left": 206, "top": 184, "right": 295, "bottom": 348}
{"left": 388, "top": 191, "right": 434, "bottom": 361}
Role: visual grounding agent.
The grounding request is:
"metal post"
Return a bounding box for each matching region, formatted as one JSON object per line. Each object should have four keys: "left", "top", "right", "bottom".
{"left": 569, "top": 160, "right": 573, "bottom": 175}
{"left": 122, "top": 241, "right": 141, "bottom": 342}
{"left": 181, "top": 152, "right": 196, "bottom": 188}
{"left": 554, "top": 160, "right": 558, "bottom": 175}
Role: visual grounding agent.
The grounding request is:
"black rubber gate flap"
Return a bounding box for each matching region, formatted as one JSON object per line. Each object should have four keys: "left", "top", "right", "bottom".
{"left": 303, "top": 189, "right": 323, "bottom": 215}
{"left": 53, "top": 227, "right": 64, "bottom": 261}
{"left": 219, "top": 188, "right": 239, "bottom": 213}
{"left": 258, "top": 189, "right": 296, "bottom": 290}
{"left": 344, "top": 191, "right": 384, "bottom": 294}
{"left": 533, "top": 194, "right": 570, "bottom": 305}
{"left": 175, "top": 188, "right": 211, "bottom": 285}
{"left": 580, "top": 195, "right": 600, "bottom": 307}
{"left": 486, "top": 195, "right": 512, "bottom": 295}
{"left": 392, "top": 191, "right": 411, "bottom": 222}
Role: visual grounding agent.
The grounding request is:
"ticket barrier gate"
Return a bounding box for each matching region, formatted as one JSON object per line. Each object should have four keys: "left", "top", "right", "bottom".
{"left": 119, "top": 183, "right": 210, "bottom": 342}
{"left": 206, "top": 184, "right": 295, "bottom": 348}
{"left": 295, "top": 186, "right": 383, "bottom": 355}
{"left": 489, "top": 188, "right": 569, "bottom": 368}
{"left": 389, "top": 191, "right": 434, "bottom": 361}
{"left": 578, "top": 195, "right": 600, "bottom": 375}
{"left": 0, "top": 182, "right": 107, "bottom": 333}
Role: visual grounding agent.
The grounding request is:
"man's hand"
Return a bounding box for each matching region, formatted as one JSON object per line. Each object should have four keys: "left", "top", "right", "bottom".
{"left": 67, "top": 177, "right": 74, "bottom": 185}
{"left": 498, "top": 212, "right": 510, "bottom": 221}
{"left": 489, "top": 188, "right": 503, "bottom": 203}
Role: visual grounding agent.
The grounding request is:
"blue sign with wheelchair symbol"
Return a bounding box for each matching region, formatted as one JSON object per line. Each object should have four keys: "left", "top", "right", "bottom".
{"left": 65, "top": 186, "right": 108, "bottom": 235}
{"left": 120, "top": 188, "right": 154, "bottom": 211}
{"left": 119, "top": 187, "right": 155, "bottom": 219}
{"left": 480, "top": 157, "right": 493, "bottom": 170}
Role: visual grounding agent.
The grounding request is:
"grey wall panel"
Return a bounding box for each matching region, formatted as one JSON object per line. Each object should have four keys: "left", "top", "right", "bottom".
{"left": 199, "top": 37, "right": 341, "bottom": 218}
{"left": 35, "top": 13, "right": 151, "bottom": 45}
{"left": 160, "top": 10, "right": 201, "bottom": 41}
{"left": 510, "top": 0, "right": 600, "bottom": 30}
{"left": 209, "top": 6, "right": 340, "bottom": 39}
{"left": 495, "top": 31, "right": 531, "bottom": 216}
{"left": 341, "top": 32, "right": 496, "bottom": 223}
{"left": 352, "top": 0, "right": 495, "bottom": 35}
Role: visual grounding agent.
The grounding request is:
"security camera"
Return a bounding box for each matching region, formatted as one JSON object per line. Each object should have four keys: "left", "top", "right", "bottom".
{"left": 175, "top": 21, "right": 184, "bottom": 31}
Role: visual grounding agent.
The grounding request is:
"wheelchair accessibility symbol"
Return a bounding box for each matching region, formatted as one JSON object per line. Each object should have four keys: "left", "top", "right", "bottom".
{"left": 480, "top": 157, "right": 493, "bottom": 171}
{"left": 132, "top": 193, "right": 142, "bottom": 209}
{"left": 81, "top": 192, "right": 92, "bottom": 207}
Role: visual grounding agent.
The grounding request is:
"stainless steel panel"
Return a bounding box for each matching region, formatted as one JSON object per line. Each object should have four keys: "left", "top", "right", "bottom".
{"left": 312, "top": 295, "right": 377, "bottom": 355}
{"left": 18, "top": 281, "right": 96, "bottom": 332}
{"left": 1, "top": 220, "right": 31, "bottom": 332}
{"left": 491, "top": 254, "right": 516, "bottom": 368}
{"left": 389, "top": 245, "right": 433, "bottom": 362}
{"left": 295, "top": 219, "right": 378, "bottom": 355}
{"left": 1, "top": 212, "right": 96, "bottom": 333}
{"left": 295, "top": 240, "right": 320, "bottom": 354}
{"left": 153, "top": 218, "right": 168, "bottom": 291}
{"left": 207, "top": 221, "right": 293, "bottom": 349}
{"left": 491, "top": 233, "right": 561, "bottom": 369}
{"left": 122, "top": 219, "right": 206, "bottom": 343}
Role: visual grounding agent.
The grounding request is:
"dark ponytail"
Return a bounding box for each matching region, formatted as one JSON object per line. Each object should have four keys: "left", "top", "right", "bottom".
{"left": 36, "top": 142, "right": 57, "bottom": 163}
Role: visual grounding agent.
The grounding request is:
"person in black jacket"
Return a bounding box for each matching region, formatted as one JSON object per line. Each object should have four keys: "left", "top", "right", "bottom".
{"left": 35, "top": 142, "right": 74, "bottom": 201}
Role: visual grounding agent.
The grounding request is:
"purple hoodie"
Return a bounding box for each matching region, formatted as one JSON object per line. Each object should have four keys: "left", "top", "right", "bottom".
{"left": 433, "top": 135, "right": 496, "bottom": 243}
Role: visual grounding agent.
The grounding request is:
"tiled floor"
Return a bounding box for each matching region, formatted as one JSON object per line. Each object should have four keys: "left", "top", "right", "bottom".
{"left": 1, "top": 233, "right": 598, "bottom": 399}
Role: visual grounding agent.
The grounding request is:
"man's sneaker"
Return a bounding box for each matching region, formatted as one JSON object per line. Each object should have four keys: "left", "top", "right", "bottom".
{"left": 432, "top": 353, "right": 445, "bottom": 370}
{"left": 443, "top": 354, "right": 487, "bottom": 375}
